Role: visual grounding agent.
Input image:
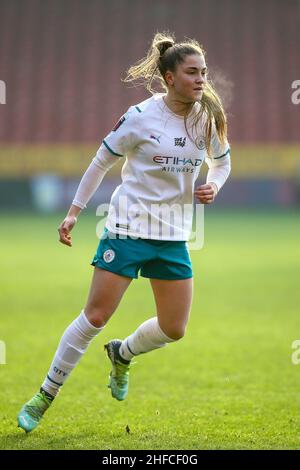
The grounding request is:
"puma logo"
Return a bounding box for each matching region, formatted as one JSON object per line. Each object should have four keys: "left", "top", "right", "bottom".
{"left": 150, "top": 135, "right": 161, "bottom": 144}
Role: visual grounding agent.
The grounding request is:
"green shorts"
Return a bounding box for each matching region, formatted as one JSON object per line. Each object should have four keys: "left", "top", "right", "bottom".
{"left": 91, "top": 229, "right": 193, "bottom": 280}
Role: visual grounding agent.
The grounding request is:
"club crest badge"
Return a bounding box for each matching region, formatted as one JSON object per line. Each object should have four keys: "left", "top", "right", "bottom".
{"left": 197, "top": 137, "right": 206, "bottom": 150}
{"left": 103, "top": 249, "right": 115, "bottom": 263}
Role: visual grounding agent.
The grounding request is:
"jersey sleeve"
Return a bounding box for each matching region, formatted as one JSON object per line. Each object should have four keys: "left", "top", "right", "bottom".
{"left": 72, "top": 143, "right": 120, "bottom": 209}
{"left": 102, "top": 106, "right": 140, "bottom": 157}
{"left": 205, "top": 123, "right": 230, "bottom": 164}
{"left": 205, "top": 123, "right": 231, "bottom": 191}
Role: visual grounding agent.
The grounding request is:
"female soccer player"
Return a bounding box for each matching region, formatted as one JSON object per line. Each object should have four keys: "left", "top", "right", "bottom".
{"left": 18, "top": 32, "right": 231, "bottom": 432}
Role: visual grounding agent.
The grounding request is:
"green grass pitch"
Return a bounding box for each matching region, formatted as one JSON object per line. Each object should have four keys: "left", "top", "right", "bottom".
{"left": 0, "top": 209, "right": 299, "bottom": 449}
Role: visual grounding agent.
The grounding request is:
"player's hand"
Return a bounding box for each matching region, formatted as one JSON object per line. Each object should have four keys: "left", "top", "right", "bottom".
{"left": 194, "top": 183, "right": 218, "bottom": 204}
{"left": 58, "top": 216, "right": 77, "bottom": 247}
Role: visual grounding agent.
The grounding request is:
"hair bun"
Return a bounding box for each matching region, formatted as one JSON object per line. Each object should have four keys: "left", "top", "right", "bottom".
{"left": 156, "top": 40, "right": 175, "bottom": 58}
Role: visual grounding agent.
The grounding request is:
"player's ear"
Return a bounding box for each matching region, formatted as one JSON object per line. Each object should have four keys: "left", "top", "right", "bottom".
{"left": 164, "top": 70, "right": 174, "bottom": 86}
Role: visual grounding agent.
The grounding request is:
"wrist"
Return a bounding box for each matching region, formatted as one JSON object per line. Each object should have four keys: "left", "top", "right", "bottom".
{"left": 67, "top": 204, "right": 81, "bottom": 219}
{"left": 208, "top": 182, "right": 218, "bottom": 195}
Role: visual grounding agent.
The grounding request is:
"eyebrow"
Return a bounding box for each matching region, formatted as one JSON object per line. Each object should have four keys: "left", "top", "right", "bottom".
{"left": 185, "top": 66, "right": 207, "bottom": 71}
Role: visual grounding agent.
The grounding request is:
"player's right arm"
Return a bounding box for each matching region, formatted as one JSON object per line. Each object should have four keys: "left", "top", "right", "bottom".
{"left": 58, "top": 106, "right": 139, "bottom": 247}
{"left": 57, "top": 144, "right": 120, "bottom": 247}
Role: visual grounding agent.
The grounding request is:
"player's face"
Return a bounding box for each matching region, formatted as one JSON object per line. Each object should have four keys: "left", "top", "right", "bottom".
{"left": 166, "top": 54, "right": 208, "bottom": 103}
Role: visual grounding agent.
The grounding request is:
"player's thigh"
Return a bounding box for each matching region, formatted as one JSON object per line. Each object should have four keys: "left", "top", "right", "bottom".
{"left": 150, "top": 277, "right": 193, "bottom": 339}
{"left": 84, "top": 267, "right": 132, "bottom": 326}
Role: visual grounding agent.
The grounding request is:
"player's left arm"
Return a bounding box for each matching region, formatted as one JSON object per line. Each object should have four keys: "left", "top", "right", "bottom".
{"left": 195, "top": 127, "right": 231, "bottom": 204}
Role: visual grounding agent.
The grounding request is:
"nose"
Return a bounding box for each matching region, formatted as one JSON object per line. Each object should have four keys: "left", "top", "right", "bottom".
{"left": 196, "top": 75, "right": 205, "bottom": 85}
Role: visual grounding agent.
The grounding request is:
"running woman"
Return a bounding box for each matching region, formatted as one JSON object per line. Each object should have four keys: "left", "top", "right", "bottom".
{"left": 17, "top": 32, "right": 231, "bottom": 433}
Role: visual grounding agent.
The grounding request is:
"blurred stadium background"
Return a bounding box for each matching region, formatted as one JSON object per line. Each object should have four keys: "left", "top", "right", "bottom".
{"left": 0, "top": 0, "right": 299, "bottom": 211}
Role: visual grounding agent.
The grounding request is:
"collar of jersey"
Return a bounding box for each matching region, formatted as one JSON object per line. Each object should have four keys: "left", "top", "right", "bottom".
{"left": 156, "top": 94, "right": 198, "bottom": 121}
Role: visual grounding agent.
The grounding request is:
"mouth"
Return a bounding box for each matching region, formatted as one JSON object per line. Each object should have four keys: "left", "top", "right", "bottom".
{"left": 194, "top": 88, "right": 203, "bottom": 91}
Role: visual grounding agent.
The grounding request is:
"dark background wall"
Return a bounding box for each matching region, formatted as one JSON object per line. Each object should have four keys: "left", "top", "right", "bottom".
{"left": 0, "top": 0, "right": 299, "bottom": 143}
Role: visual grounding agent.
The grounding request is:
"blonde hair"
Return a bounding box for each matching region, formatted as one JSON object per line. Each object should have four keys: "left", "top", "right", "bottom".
{"left": 123, "top": 32, "right": 227, "bottom": 154}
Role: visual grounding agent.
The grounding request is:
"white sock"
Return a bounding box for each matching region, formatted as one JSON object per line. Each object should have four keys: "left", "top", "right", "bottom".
{"left": 41, "top": 310, "right": 103, "bottom": 397}
{"left": 119, "top": 317, "right": 175, "bottom": 361}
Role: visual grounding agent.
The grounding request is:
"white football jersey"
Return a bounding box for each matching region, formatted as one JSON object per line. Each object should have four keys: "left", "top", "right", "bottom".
{"left": 103, "top": 93, "right": 230, "bottom": 240}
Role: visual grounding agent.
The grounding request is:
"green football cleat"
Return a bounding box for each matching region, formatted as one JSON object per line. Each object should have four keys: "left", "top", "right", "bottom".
{"left": 104, "top": 339, "right": 132, "bottom": 401}
{"left": 17, "top": 390, "right": 53, "bottom": 433}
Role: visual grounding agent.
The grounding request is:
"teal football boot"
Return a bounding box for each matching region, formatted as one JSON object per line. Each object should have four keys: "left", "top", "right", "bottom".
{"left": 104, "top": 340, "right": 132, "bottom": 401}
{"left": 17, "top": 389, "right": 53, "bottom": 433}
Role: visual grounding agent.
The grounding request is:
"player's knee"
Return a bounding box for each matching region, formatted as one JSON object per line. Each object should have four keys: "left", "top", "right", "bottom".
{"left": 164, "top": 325, "right": 186, "bottom": 341}
{"left": 84, "top": 306, "right": 108, "bottom": 328}
{"left": 171, "top": 329, "right": 186, "bottom": 341}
